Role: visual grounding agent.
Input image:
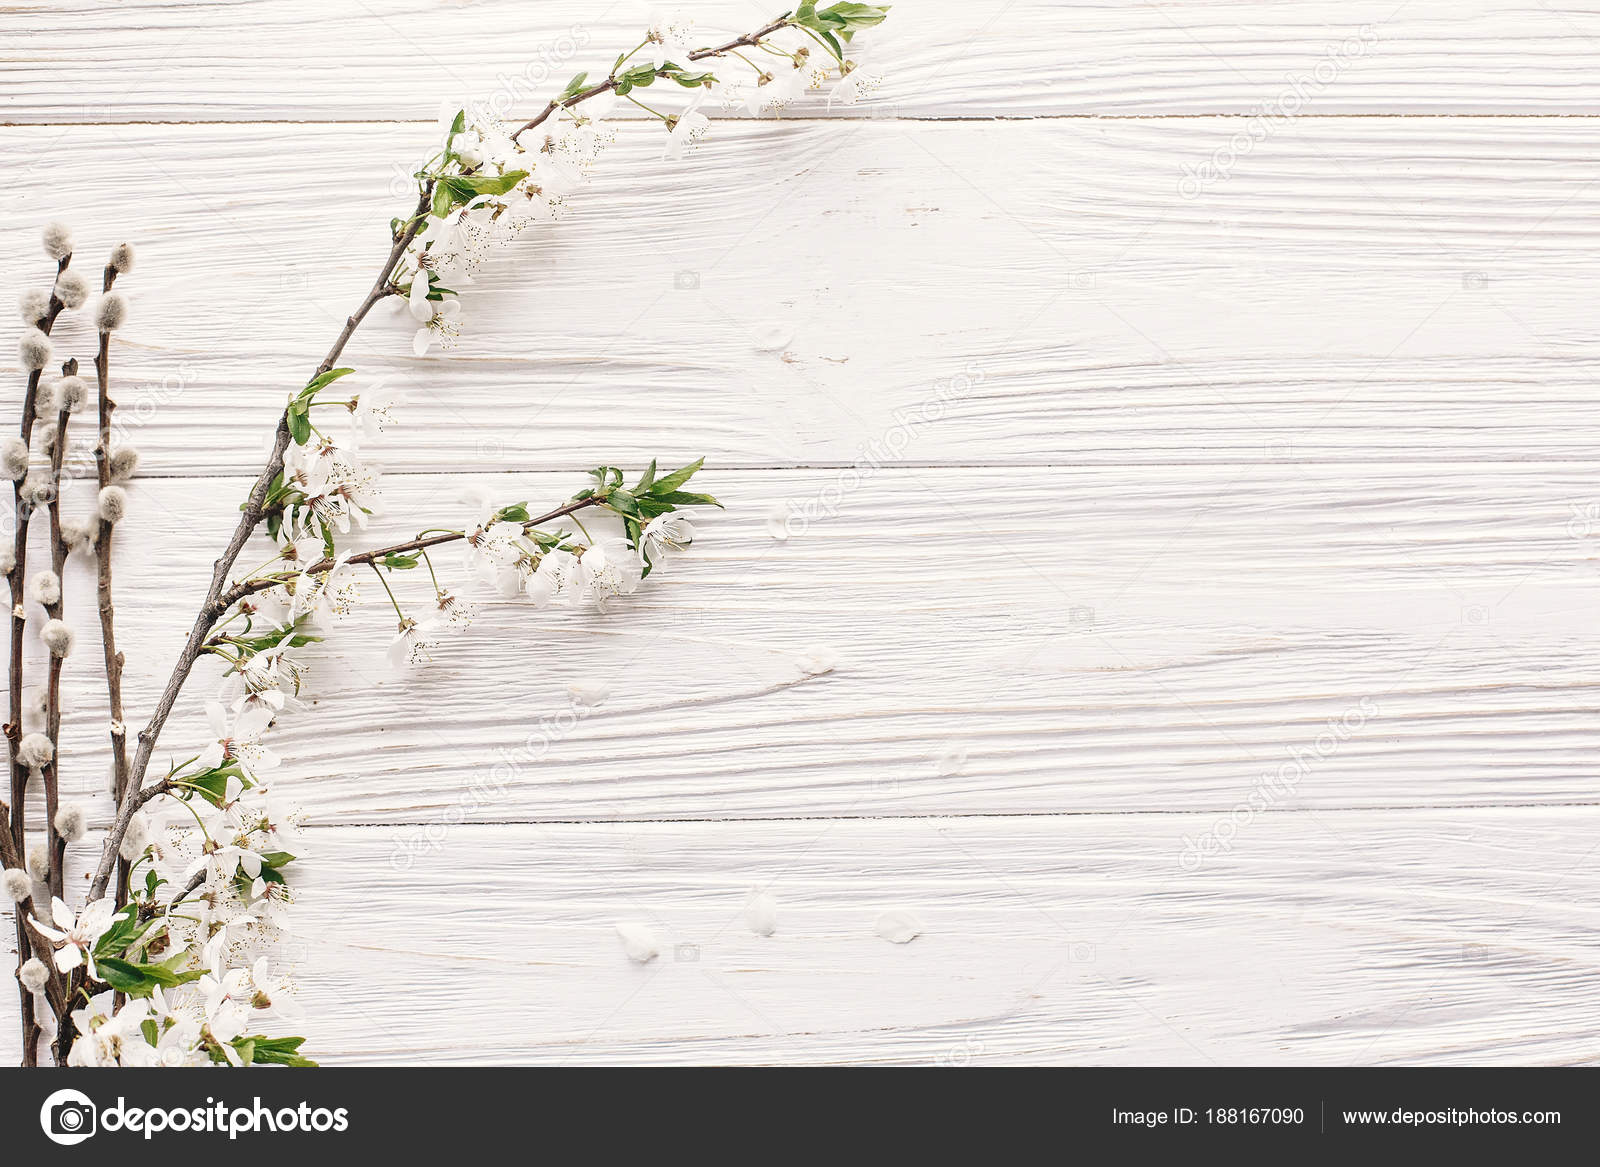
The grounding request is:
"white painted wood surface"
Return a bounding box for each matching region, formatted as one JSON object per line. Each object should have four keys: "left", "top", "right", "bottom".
{"left": 4, "top": 2, "right": 1600, "bottom": 1065}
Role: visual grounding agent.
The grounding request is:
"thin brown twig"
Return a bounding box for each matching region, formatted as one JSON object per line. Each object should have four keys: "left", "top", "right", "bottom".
{"left": 6, "top": 255, "right": 69, "bottom": 1066}
{"left": 40, "top": 357, "right": 77, "bottom": 904}
{"left": 88, "top": 186, "right": 436, "bottom": 901}
{"left": 509, "top": 17, "right": 792, "bottom": 143}
{"left": 218, "top": 494, "right": 606, "bottom": 611}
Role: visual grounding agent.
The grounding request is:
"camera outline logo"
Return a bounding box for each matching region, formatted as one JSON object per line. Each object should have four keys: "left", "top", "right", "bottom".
{"left": 41, "top": 1088, "right": 97, "bottom": 1146}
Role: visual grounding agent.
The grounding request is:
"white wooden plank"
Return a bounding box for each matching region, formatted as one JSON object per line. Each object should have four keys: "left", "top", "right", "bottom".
{"left": 12, "top": 2, "right": 1600, "bottom": 121}
{"left": 5, "top": 464, "right": 1597, "bottom": 828}
{"left": 11, "top": 811, "right": 1597, "bottom": 1065}
{"left": 9, "top": 119, "right": 1600, "bottom": 473}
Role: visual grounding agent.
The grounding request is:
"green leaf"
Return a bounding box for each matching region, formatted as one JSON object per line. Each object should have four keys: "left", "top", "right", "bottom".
{"left": 244, "top": 1035, "right": 318, "bottom": 1068}
{"left": 619, "top": 64, "right": 661, "bottom": 87}
{"left": 430, "top": 181, "right": 454, "bottom": 218}
{"left": 286, "top": 401, "right": 312, "bottom": 446}
{"left": 442, "top": 170, "right": 529, "bottom": 200}
{"left": 818, "top": 1, "right": 890, "bottom": 28}
{"left": 181, "top": 763, "right": 248, "bottom": 807}
{"left": 301, "top": 367, "right": 355, "bottom": 398}
{"left": 560, "top": 71, "right": 590, "bottom": 101}
{"left": 648, "top": 457, "right": 704, "bottom": 495}
{"left": 607, "top": 489, "right": 640, "bottom": 517}
{"left": 378, "top": 551, "right": 421, "bottom": 570}
{"left": 653, "top": 490, "right": 722, "bottom": 509}
{"left": 635, "top": 459, "right": 658, "bottom": 493}
{"left": 495, "top": 503, "right": 531, "bottom": 523}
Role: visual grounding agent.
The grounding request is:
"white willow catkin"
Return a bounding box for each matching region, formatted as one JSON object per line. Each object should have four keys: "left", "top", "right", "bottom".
{"left": 94, "top": 292, "right": 128, "bottom": 332}
{"left": 41, "top": 221, "right": 73, "bottom": 260}
{"left": 54, "top": 269, "right": 89, "bottom": 310}
{"left": 97, "top": 485, "right": 128, "bottom": 523}
{"left": 18, "top": 328, "right": 52, "bottom": 371}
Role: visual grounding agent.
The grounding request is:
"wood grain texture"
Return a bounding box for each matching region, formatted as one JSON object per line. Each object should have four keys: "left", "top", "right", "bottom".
{"left": 14, "top": 811, "right": 1600, "bottom": 1065}
{"left": 3, "top": 2, "right": 1599, "bottom": 1067}
{"left": 12, "top": 2, "right": 1600, "bottom": 121}
{"left": 9, "top": 118, "right": 1600, "bottom": 473}
{"left": 2, "top": 465, "right": 1595, "bottom": 828}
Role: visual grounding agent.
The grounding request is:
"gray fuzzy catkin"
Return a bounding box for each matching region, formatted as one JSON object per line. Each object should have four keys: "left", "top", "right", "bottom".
{"left": 58, "top": 375, "right": 90, "bottom": 412}
{"left": 97, "top": 484, "right": 129, "bottom": 523}
{"left": 94, "top": 292, "right": 128, "bottom": 332}
{"left": 33, "top": 380, "right": 58, "bottom": 419}
{"left": 28, "top": 570, "right": 60, "bottom": 607}
{"left": 17, "top": 732, "right": 53, "bottom": 767}
{"left": 109, "top": 445, "right": 140, "bottom": 480}
{"left": 54, "top": 269, "right": 90, "bottom": 310}
{"left": 18, "top": 328, "right": 53, "bottom": 371}
{"left": 41, "top": 221, "right": 73, "bottom": 260}
{"left": 1, "top": 436, "right": 29, "bottom": 481}
{"left": 18, "top": 289, "right": 49, "bottom": 326}
{"left": 40, "top": 618, "right": 73, "bottom": 658}
{"left": 109, "top": 242, "right": 136, "bottom": 273}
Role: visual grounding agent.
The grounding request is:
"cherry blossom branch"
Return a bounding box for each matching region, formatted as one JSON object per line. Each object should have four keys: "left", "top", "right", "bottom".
{"left": 509, "top": 17, "right": 792, "bottom": 143}
{"left": 219, "top": 495, "right": 608, "bottom": 610}
{"left": 87, "top": 188, "right": 436, "bottom": 902}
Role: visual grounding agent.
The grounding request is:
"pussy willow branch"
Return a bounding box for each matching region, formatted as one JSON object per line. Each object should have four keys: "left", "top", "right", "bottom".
{"left": 510, "top": 17, "right": 791, "bottom": 143}
{"left": 6, "top": 257, "right": 67, "bottom": 1065}
{"left": 90, "top": 263, "right": 133, "bottom": 904}
{"left": 91, "top": 11, "right": 803, "bottom": 901}
{"left": 41, "top": 358, "right": 77, "bottom": 904}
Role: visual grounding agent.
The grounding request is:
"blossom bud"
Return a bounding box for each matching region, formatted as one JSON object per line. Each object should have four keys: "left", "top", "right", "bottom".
{"left": 18, "top": 328, "right": 53, "bottom": 371}
{"left": 19, "top": 958, "right": 48, "bottom": 992}
{"left": 54, "top": 269, "right": 90, "bottom": 310}
{"left": 1, "top": 868, "right": 30, "bottom": 903}
{"left": 40, "top": 618, "right": 73, "bottom": 657}
{"left": 109, "top": 445, "right": 140, "bottom": 480}
{"left": 97, "top": 484, "right": 128, "bottom": 523}
{"left": 94, "top": 292, "right": 127, "bottom": 332}
{"left": 41, "top": 221, "right": 73, "bottom": 260}
{"left": 28, "top": 570, "right": 59, "bottom": 607}
{"left": 109, "top": 242, "right": 135, "bottom": 273}
{"left": 18, "top": 732, "right": 53, "bottom": 767}
{"left": 53, "top": 803, "right": 87, "bottom": 843}
{"left": 18, "top": 290, "right": 49, "bottom": 326}
{"left": 1, "top": 436, "right": 29, "bottom": 481}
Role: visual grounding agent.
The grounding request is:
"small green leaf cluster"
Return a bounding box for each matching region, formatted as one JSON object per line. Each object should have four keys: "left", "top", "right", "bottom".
{"left": 791, "top": 2, "right": 891, "bottom": 57}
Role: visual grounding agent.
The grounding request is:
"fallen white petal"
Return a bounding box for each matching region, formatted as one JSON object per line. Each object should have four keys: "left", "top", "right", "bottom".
{"left": 875, "top": 910, "right": 922, "bottom": 945}
{"left": 615, "top": 920, "right": 660, "bottom": 963}
{"left": 745, "top": 890, "right": 778, "bottom": 937}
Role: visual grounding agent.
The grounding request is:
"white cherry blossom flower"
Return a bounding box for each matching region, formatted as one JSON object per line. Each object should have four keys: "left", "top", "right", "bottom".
{"left": 30, "top": 896, "right": 117, "bottom": 978}
{"left": 197, "top": 700, "right": 279, "bottom": 780}
{"left": 578, "top": 540, "right": 643, "bottom": 606}
{"left": 641, "top": 512, "right": 694, "bottom": 568}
